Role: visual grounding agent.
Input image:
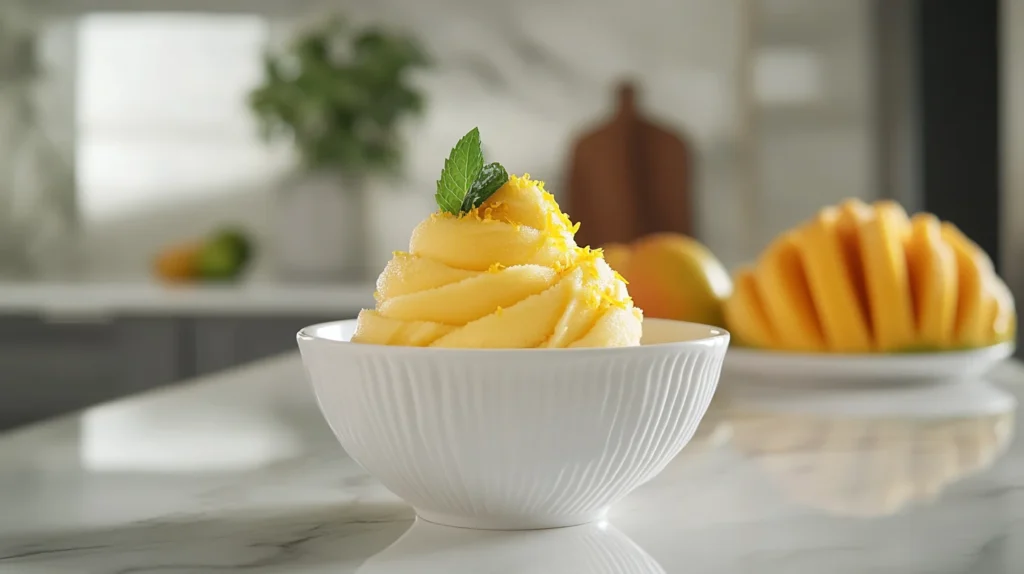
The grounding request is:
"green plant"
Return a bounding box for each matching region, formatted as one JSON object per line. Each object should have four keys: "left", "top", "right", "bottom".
{"left": 249, "top": 17, "right": 429, "bottom": 176}
{"left": 0, "top": 14, "right": 37, "bottom": 83}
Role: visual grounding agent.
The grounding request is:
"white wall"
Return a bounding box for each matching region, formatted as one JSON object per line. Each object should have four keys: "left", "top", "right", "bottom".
{"left": 751, "top": 0, "right": 878, "bottom": 252}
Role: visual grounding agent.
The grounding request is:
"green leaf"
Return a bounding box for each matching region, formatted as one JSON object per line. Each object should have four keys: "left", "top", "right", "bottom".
{"left": 248, "top": 17, "right": 429, "bottom": 175}
{"left": 461, "top": 162, "right": 509, "bottom": 212}
{"left": 435, "top": 127, "right": 484, "bottom": 214}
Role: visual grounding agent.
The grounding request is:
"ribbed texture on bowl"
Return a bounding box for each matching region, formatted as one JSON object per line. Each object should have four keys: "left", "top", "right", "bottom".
{"left": 299, "top": 318, "right": 728, "bottom": 530}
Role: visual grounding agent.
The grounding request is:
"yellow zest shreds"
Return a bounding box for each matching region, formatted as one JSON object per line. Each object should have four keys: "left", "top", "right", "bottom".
{"left": 540, "top": 245, "right": 636, "bottom": 313}
{"left": 580, "top": 288, "right": 628, "bottom": 311}
{"left": 579, "top": 260, "right": 601, "bottom": 284}
{"left": 507, "top": 173, "right": 571, "bottom": 228}
{"left": 554, "top": 251, "right": 576, "bottom": 273}
{"left": 613, "top": 271, "right": 629, "bottom": 285}
{"left": 373, "top": 290, "right": 382, "bottom": 302}
{"left": 554, "top": 206, "right": 574, "bottom": 231}
{"left": 480, "top": 200, "right": 506, "bottom": 223}
{"left": 392, "top": 250, "right": 410, "bottom": 258}
{"left": 574, "top": 247, "right": 603, "bottom": 276}
{"left": 576, "top": 246, "right": 604, "bottom": 260}
{"left": 460, "top": 202, "right": 508, "bottom": 224}
{"left": 507, "top": 173, "right": 536, "bottom": 191}
{"left": 488, "top": 262, "right": 506, "bottom": 273}
{"left": 541, "top": 208, "right": 576, "bottom": 255}
{"left": 583, "top": 286, "right": 603, "bottom": 308}
{"left": 495, "top": 306, "right": 504, "bottom": 316}
{"left": 602, "top": 290, "right": 632, "bottom": 310}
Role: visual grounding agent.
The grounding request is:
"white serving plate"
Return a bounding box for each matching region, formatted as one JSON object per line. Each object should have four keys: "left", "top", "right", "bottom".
{"left": 726, "top": 377, "right": 1018, "bottom": 419}
{"left": 722, "top": 342, "right": 1015, "bottom": 388}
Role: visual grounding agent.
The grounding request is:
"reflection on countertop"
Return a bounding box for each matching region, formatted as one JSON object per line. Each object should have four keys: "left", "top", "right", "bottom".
{"left": 358, "top": 519, "right": 664, "bottom": 574}
{"left": 729, "top": 381, "right": 1016, "bottom": 517}
{"left": 0, "top": 356, "right": 1023, "bottom": 572}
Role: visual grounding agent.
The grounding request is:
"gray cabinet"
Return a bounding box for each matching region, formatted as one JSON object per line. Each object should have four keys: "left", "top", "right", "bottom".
{"left": 0, "top": 312, "right": 351, "bottom": 430}
{"left": 0, "top": 315, "right": 188, "bottom": 429}
{"left": 192, "top": 317, "right": 330, "bottom": 376}
{"left": 0, "top": 315, "right": 116, "bottom": 428}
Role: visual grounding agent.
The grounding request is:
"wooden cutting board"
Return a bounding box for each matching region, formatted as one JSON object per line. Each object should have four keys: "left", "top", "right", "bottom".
{"left": 567, "top": 82, "right": 693, "bottom": 248}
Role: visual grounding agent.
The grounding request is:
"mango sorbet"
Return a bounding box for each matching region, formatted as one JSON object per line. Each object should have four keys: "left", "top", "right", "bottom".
{"left": 353, "top": 173, "right": 643, "bottom": 348}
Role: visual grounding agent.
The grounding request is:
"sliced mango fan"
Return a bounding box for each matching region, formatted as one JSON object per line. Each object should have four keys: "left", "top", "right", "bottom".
{"left": 723, "top": 199, "right": 1016, "bottom": 354}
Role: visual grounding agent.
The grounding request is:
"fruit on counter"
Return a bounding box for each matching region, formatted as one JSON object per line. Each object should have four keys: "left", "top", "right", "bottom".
{"left": 724, "top": 199, "right": 1016, "bottom": 353}
{"left": 197, "top": 228, "right": 254, "bottom": 281}
{"left": 601, "top": 233, "right": 732, "bottom": 328}
{"left": 350, "top": 127, "right": 643, "bottom": 348}
{"left": 154, "top": 227, "right": 254, "bottom": 283}
{"left": 154, "top": 242, "right": 203, "bottom": 283}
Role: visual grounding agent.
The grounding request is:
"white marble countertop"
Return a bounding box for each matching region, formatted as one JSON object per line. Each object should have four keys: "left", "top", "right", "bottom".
{"left": 0, "top": 280, "right": 375, "bottom": 317}
{"left": 2, "top": 355, "right": 1024, "bottom": 573}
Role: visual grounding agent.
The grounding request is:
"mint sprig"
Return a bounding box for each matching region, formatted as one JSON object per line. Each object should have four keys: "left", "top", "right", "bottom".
{"left": 435, "top": 128, "right": 483, "bottom": 214}
{"left": 461, "top": 162, "right": 508, "bottom": 213}
{"left": 435, "top": 127, "right": 509, "bottom": 215}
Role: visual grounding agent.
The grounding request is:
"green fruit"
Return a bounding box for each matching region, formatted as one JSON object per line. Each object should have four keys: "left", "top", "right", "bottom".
{"left": 197, "top": 242, "right": 241, "bottom": 281}
{"left": 197, "top": 227, "right": 254, "bottom": 281}
{"left": 211, "top": 227, "right": 253, "bottom": 266}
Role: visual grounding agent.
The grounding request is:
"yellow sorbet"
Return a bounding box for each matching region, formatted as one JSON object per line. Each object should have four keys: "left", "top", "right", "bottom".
{"left": 352, "top": 174, "right": 643, "bottom": 348}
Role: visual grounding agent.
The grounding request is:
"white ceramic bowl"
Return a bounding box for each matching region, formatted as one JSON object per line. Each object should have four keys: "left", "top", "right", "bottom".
{"left": 297, "top": 318, "right": 729, "bottom": 530}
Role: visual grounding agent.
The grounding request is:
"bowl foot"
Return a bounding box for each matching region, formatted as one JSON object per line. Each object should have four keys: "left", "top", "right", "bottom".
{"left": 414, "top": 508, "right": 609, "bottom": 531}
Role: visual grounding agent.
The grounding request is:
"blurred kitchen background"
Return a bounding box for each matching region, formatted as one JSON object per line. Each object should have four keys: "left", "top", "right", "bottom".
{"left": 0, "top": 0, "right": 1014, "bottom": 428}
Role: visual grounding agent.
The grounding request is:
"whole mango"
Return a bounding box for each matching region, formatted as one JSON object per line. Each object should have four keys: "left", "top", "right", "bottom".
{"left": 603, "top": 233, "right": 732, "bottom": 328}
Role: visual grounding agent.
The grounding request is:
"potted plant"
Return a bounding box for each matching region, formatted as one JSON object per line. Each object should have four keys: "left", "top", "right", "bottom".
{"left": 249, "top": 16, "right": 428, "bottom": 280}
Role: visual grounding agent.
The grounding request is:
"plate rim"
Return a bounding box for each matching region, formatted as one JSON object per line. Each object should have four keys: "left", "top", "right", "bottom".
{"left": 721, "top": 342, "right": 1016, "bottom": 387}
{"left": 725, "top": 341, "right": 1015, "bottom": 363}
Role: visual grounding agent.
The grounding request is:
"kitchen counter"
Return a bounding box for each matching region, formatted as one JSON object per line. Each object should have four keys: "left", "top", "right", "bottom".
{"left": 0, "top": 279, "right": 374, "bottom": 429}
{"left": 2, "top": 355, "right": 1024, "bottom": 573}
{"left": 0, "top": 280, "right": 375, "bottom": 317}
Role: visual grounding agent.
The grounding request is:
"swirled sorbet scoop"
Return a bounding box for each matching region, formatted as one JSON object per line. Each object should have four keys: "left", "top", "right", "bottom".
{"left": 352, "top": 128, "right": 643, "bottom": 348}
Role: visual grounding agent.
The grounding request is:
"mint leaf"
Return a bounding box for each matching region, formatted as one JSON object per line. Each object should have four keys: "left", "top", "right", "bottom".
{"left": 461, "top": 162, "right": 509, "bottom": 212}
{"left": 435, "top": 127, "right": 484, "bottom": 214}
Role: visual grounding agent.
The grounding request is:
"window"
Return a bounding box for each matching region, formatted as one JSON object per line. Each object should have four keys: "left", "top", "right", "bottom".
{"left": 76, "top": 13, "right": 289, "bottom": 224}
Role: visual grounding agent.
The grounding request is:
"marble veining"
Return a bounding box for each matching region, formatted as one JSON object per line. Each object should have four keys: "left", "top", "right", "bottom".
{"left": 1, "top": 355, "right": 1024, "bottom": 572}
